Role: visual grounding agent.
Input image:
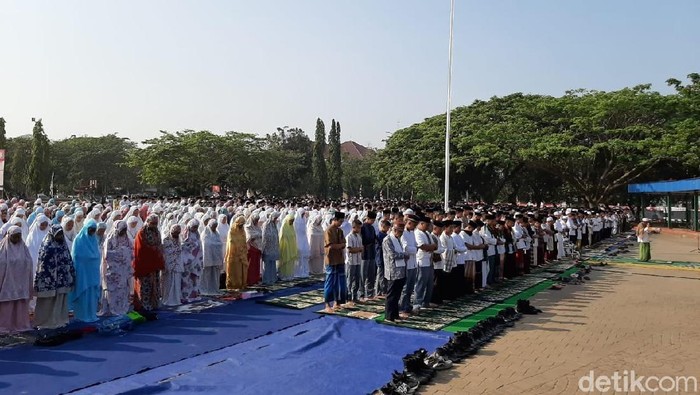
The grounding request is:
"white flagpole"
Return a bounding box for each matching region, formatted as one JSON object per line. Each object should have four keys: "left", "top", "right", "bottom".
{"left": 444, "top": 0, "right": 456, "bottom": 212}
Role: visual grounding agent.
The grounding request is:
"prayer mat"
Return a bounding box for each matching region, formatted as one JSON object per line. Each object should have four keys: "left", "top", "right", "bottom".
{"left": 317, "top": 298, "right": 387, "bottom": 320}
{"left": 0, "top": 332, "right": 36, "bottom": 348}
{"left": 170, "top": 299, "right": 226, "bottom": 314}
{"left": 258, "top": 289, "right": 326, "bottom": 310}
{"left": 586, "top": 258, "right": 700, "bottom": 270}
{"left": 315, "top": 255, "right": 585, "bottom": 331}
{"left": 247, "top": 275, "right": 324, "bottom": 293}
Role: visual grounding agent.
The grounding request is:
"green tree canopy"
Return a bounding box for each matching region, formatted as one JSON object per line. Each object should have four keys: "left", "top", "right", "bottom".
{"left": 375, "top": 74, "right": 700, "bottom": 206}
{"left": 50, "top": 134, "right": 139, "bottom": 195}
{"left": 6, "top": 136, "right": 33, "bottom": 196}
{"left": 27, "top": 119, "right": 51, "bottom": 195}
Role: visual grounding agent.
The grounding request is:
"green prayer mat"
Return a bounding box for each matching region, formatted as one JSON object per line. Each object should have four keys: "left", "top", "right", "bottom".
{"left": 586, "top": 257, "right": 700, "bottom": 270}
{"left": 318, "top": 271, "right": 564, "bottom": 331}
{"left": 441, "top": 279, "right": 557, "bottom": 333}
{"left": 315, "top": 260, "right": 581, "bottom": 331}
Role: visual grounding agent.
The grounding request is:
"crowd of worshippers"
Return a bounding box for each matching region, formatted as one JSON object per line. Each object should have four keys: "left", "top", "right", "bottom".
{"left": 321, "top": 204, "right": 631, "bottom": 321}
{"left": 0, "top": 195, "right": 632, "bottom": 334}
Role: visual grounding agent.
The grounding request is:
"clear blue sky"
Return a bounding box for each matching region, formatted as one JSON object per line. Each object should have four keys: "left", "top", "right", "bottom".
{"left": 1, "top": 0, "right": 698, "bottom": 147}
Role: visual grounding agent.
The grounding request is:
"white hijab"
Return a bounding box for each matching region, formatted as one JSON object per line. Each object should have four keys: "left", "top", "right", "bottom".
{"left": 26, "top": 214, "right": 50, "bottom": 266}
{"left": 294, "top": 208, "right": 310, "bottom": 254}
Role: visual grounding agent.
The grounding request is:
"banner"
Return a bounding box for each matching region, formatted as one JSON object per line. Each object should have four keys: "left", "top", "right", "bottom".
{"left": 0, "top": 149, "right": 5, "bottom": 191}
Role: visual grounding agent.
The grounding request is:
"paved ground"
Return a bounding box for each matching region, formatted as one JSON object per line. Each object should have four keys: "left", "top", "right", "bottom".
{"left": 645, "top": 231, "right": 700, "bottom": 262}
{"left": 422, "top": 235, "right": 700, "bottom": 395}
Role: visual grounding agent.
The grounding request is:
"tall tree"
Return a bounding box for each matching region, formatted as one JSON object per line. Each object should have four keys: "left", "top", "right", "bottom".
{"left": 0, "top": 117, "right": 6, "bottom": 150}
{"left": 312, "top": 118, "right": 328, "bottom": 198}
{"left": 50, "top": 134, "right": 139, "bottom": 195}
{"left": 263, "top": 127, "right": 314, "bottom": 196}
{"left": 27, "top": 119, "right": 51, "bottom": 195}
{"left": 328, "top": 119, "right": 342, "bottom": 198}
{"left": 7, "top": 137, "right": 33, "bottom": 197}
{"left": 376, "top": 76, "right": 700, "bottom": 205}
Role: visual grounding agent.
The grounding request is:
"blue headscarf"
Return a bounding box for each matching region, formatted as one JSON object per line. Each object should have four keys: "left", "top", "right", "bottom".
{"left": 70, "top": 219, "right": 101, "bottom": 299}
{"left": 52, "top": 210, "right": 65, "bottom": 225}
{"left": 27, "top": 206, "right": 44, "bottom": 227}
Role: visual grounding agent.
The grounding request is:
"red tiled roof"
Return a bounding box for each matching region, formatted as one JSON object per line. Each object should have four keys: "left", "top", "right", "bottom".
{"left": 325, "top": 141, "right": 373, "bottom": 160}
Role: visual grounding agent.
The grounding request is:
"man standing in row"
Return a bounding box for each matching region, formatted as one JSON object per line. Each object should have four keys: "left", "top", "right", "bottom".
{"left": 383, "top": 221, "right": 407, "bottom": 322}
{"left": 399, "top": 215, "right": 418, "bottom": 318}
{"left": 323, "top": 212, "right": 347, "bottom": 313}
{"left": 360, "top": 212, "right": 378, "bottom": 300}
{"left": 414, "top": 217, "right": 437, "bottom": 311}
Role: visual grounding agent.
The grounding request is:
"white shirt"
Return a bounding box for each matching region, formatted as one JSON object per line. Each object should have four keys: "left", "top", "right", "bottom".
{"left": 513, "top": 224, "right": 527, "bottom": 250}
{"left": 554, "top": 219, "right": 565, "bottom": 241}
{"left": 451, "top": 232, "right": 467, "bottom": 265}
{"left": 480, "top": 227, "right": 498, "bottom": 257}
{"left": 345, "top": 233, "right": 362, "bottom": 266}
{"left": 566, "top": 218, "right": 577, "bottom": 236}
{"left": 471, "top": 231, "right": 485, "bottom": 261}
{"left": 431, "top": 232, "right": 446, "bottom": 270}
{"left": 401, "top": 229, "right": 418, "bottom": 270}
{"left": 415, "top": 230, "right": 433, "bottom": 268}
{"left": 461, "top": 231, "right": 475, "bottom": 261}
{"left": 593, "top": 217, "right": 603, "bottom": 232}
{"left": 440, "top": 232, "right": 456, "bottom": 271}
{"left": 637, "top": 227, "right": 651, "bottom": 243}
{"left": 496, "top": 234, "right": 506, "bottom": 255}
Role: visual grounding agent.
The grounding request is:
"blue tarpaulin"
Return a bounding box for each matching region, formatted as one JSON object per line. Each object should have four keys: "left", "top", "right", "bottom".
{"left": 73, "top": 316, "right": 450, "bottom": 395}
{"left": 0, "top": 298, "right": 321, "bottom": 395}
{"left": 628, "top": 178, "right": 700, "bottom": 194}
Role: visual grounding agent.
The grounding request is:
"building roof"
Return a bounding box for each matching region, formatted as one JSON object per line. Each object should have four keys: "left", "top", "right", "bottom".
{"left": 341, "top": 141, "right": 372, "bottom": 159}
{"left": 325, "top": 141, "right": 373, "bottom": 160}
{"left": 628, "top": 177, "right": 700, "bottom": 194}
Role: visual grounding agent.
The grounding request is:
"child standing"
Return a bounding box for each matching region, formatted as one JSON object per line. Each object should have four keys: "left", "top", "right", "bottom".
{"left": 345, "top": 220, "right": 364, "bottom": 306}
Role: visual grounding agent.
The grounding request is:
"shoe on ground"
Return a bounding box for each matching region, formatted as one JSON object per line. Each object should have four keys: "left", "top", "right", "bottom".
{"left": 391, "top": 370, "right": 420, "bottom": 392}
{"left": 425, "top": 352, "right": 453, "bottom": 370}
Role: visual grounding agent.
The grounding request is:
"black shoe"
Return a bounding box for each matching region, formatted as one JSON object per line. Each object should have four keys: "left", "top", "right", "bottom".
{"left": 516, "top": 299, "right": 537, "bottom": 315}
{"left": 438, "top": 343, "right": 466, "bottom": 362}
{"left": 468, "top": 327, "right": 487, "bottom": 345}
{"left": 390, "top": 380, "right": 414, "bottom": 395}
{"left": 403, "top": 356, "right": 431, "bottom": 384}
{"left": 494, "top": 314, "right": 514, "bottom": 328}
{"left": 424, "top": 352, "right": 453, "bottom": 371}
{"left": 392, "top": 370, "right": 420, "bottom": 391}
{"left": 412, "top": 350, "right": 436, "bottom": 379}
{"left": 503, "top": 307, "right": 522, "bottom": 321}
{"left": 372, "top": 383, "right": 396, "bottom": 395}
